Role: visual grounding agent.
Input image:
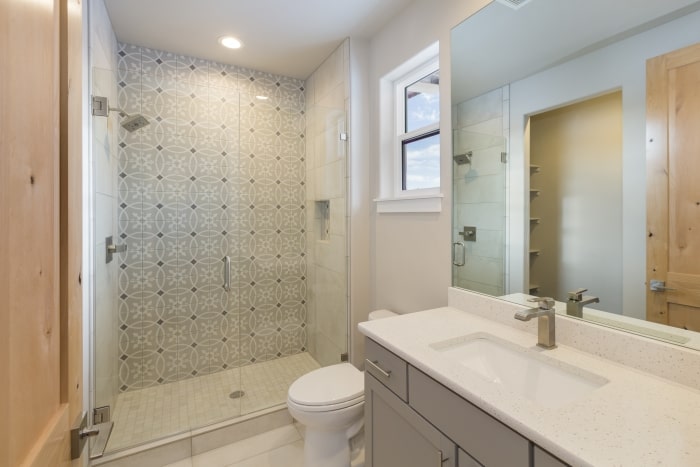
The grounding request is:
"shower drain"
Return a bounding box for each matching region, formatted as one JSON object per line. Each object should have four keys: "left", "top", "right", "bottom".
{"left": 229, "top": 390, "right": 245, "bottom": 399}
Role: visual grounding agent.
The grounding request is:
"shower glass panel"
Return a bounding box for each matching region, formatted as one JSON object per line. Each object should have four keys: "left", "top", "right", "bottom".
{"left": 92, "top": 62, "right": 243, "bottom": 451}
{"left": 93, "top": 66, "right": 121, "bottom": 423}
{"left": 92, "top": 42, "right": 318, "bottom": 455}
{"left": 451, "top": 128, "right": 507, "bottom": 296}
{"left": 305, "top": 102, "right": 349, "bottom": 369}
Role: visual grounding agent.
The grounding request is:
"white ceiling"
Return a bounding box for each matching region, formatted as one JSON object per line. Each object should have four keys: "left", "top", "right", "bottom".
{"left": 103, "top": 0, "right": 415, "bottom": 79}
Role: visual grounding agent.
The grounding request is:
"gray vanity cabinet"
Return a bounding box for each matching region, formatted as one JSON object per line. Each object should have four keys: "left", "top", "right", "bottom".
{"left": 365, "top": 373, "right": 457, "bottom": 467}
{"left": 534, "top": 446, "right": 568, "bottom": 467}
{"left": 364, "top": 338, "right": 570, "bottom": 467}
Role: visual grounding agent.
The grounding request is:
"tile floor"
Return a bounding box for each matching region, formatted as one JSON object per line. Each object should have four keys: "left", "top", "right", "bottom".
{"left": 163, "top": 425, "right": 304, "bottom": 467}
{"left": 107, "top": 353, "right": 319, "bottom": 452}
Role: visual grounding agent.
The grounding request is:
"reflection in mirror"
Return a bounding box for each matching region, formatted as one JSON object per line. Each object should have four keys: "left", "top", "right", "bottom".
{"left": 450, "top": 0, "right": 700, "bottom": 349}
{"left": 452, "top": 88, "right": 507, "bottom": 296}
{"left": 528, "top": 91, "right": 623, "bottom": 313}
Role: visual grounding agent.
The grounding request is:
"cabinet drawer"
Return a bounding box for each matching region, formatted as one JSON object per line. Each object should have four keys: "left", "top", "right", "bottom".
{"left": 365, "top": 338, "right": 408, "bottom": 401}
{"left": 409, "top": 366, "right": 530, "bottom": 467}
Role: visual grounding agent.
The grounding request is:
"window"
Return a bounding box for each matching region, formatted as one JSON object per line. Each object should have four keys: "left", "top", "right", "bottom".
{"left": 396, "top": 61, "right": 440, "bottom": 193}
{"left": 375, "top": 43, "right": 443, "bottom": 213}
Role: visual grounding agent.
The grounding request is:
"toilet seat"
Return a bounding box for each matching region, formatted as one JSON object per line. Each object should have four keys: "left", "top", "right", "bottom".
{"left": 287, "top": 394, "right": 364, "bottom": 412}
{"left": 288, "top": 363, "right": 364, "bottom": 412}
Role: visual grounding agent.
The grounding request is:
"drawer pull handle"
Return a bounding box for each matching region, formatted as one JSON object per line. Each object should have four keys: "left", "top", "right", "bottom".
{"left": 366, "top": 359, "right": 392, "bottom": 379}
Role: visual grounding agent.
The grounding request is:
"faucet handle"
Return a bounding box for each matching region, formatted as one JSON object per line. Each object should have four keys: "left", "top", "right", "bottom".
{"left": 568, "top": 288, "right": 588, "bottom": 301}
{"left": 527, "top": 297, "right": 555, "bottom": 310}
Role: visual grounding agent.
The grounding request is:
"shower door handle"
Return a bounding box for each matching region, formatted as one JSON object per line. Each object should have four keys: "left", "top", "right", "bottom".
{"left": 452, "top": 242, "right": 466, "bottom": 267}
{"left": 223, "top": 256, "right": 231, "bottom": 292}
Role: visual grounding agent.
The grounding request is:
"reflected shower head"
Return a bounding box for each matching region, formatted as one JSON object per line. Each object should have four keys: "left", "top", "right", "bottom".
{"left": 454, "top": 151, "right": 472, "bottom": 165}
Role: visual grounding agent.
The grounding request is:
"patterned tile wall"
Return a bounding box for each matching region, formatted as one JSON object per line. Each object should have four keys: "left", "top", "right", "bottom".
{"left": 116, "top": 43, "right": 307, "bottom": 391}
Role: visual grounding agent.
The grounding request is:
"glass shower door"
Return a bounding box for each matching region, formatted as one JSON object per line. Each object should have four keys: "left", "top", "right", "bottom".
{"left": 92, "top": 66, "right": 121, "bottom": 428}
{"left": 93, "top": 41, "right": 323, "bottom": 455}
{"left": 451, "top": 128, "right": 507, "bottom": 296}
{"left": 92, "top": 60, "right": 245, "bottom": 452}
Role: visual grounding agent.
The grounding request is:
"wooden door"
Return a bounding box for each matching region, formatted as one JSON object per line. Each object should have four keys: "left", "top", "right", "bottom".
{"left": 647, "top": 42, "right": 700, "bottom": 331}
{"left": 0, "top": 0, "right": 84, "bottom": 466}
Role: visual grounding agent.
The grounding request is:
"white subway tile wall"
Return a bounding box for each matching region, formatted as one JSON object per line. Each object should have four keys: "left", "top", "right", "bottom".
{"left": 452, "top": 86, "right": 508, "bottom": 295}
{"left": 304, "top": 41, "right": 349, "bottom": 367}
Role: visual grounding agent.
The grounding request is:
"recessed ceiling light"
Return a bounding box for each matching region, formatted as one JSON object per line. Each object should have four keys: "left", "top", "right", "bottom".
{"left": 256, "top": 95, "right": 269, "bottom": 101}
{"left": 219, "top": 36, "right": 242, "bottom": 49}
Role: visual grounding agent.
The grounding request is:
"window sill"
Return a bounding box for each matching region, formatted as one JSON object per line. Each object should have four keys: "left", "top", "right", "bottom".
{"left": 374, "top": 194, "right": 443, "bottom": 213}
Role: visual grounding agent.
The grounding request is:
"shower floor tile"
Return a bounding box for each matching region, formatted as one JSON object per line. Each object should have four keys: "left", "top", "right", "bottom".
{"left": 107, "top": 352, "right": 320, "bottom": 453}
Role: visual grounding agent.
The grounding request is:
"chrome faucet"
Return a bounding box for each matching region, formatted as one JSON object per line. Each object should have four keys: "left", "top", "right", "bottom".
{"left": 514, "top": 297, "right": 556, "bottom": 349}
{"left": 566, "top": 288, "right": 599, "bottom": 318}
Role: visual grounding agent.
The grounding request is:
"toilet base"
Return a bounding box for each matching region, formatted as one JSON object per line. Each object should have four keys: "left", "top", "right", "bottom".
{"left": 302, "top": 428, "right": 351, "bottom": 467}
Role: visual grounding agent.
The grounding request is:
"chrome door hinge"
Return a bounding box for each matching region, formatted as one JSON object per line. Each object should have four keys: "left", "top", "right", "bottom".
{"left": 92, "top": 95, "right": 109, "bottom": 116}
{"left": 105, "top": 235, "right": 127, "bottom": 263}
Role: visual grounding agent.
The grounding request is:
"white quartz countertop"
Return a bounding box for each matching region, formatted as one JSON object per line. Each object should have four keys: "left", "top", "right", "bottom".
{"left": 358, "top": 307, "right": 700, "bottom": 467}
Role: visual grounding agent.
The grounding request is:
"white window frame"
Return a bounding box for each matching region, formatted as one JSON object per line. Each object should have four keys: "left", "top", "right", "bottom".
{"left": 375, "top": 43, "right": 443, "bottom": 213}
{"left": 394, "top": 57, "right": 440, "bottom": 196}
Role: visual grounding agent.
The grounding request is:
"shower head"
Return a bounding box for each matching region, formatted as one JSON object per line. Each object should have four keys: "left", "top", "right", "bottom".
{"left": 91, "top": 96, "right": 150, "bottom": 132}
{"left": 119, "top": 113, "right": 150, "bottom": 132}
{"left": 453, "top": 151, "right": 473, "bottom": 165}
{"left": 107, "top": 105, "right": 149, "bottom": 132}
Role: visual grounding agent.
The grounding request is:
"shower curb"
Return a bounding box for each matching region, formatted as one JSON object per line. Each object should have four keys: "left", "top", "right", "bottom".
{"left": 91, "top": 405, "right": 292, "bottom": 467}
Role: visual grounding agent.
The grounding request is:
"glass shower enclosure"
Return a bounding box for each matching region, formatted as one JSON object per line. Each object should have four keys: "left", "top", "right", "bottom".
{"left": 451, "top": 86, "right": 509, "bottom": 296}
{"left": 91, "top": 42, "right": 348, "bottom": 454}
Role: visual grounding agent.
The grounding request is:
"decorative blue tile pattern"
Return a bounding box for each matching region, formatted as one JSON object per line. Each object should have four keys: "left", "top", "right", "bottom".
{"left": 116, "top": 42, "right": 306, "bottom": 391}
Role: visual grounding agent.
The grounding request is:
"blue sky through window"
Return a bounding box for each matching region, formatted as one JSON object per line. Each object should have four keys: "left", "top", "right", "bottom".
{"left": 403, "top": 69, "right": 440, "bottom": 190}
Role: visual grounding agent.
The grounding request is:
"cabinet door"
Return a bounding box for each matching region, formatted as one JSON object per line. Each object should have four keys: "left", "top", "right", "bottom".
{"left": 365, "top": 373, "right": 455, "bottom": 467}
{"left": 409, "top": 366, "right": 530, "bottom": 467}
{"left": 458, "top": 448, "right": 484, "bottom": 467}
{"left": 534, "top": 446, "right": 570, "bottom": 467}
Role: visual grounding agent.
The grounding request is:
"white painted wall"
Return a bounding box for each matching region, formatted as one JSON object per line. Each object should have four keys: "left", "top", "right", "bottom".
{"left": 368, "top": 0, "right": 491, "bottom": 315}
{"left": 508, "top": 9, "right": 700, "bottom": 319}
{"left": 529, "top": 92, "right": 623, "bottom": 313}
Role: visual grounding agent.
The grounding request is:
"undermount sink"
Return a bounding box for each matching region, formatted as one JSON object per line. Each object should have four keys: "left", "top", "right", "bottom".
{"left": 430, "top": 333, "right": 608, "bottom": 408}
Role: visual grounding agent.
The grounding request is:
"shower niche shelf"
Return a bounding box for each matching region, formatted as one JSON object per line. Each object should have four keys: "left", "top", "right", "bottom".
{"left": 315, "top": 200, "right": 331, "bottom": 242}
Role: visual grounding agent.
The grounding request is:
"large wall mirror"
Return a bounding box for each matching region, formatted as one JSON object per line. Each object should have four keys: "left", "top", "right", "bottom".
{"left": 451, "top": 0, "right": 700, "bottom": 349}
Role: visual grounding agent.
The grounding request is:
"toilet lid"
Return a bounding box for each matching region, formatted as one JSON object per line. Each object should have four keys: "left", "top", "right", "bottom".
{"left": 288, "top": 363, "right": 364, "bottom": 407}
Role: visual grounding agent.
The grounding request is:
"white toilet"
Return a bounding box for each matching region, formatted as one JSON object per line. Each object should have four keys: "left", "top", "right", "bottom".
{"left": 287, "top": 309, "right": 397, "bottom": 467}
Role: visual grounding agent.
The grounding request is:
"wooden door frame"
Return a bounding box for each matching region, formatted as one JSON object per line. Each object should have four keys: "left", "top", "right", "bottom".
{"left": 0, "top": 0, "right": 84, "bottom": 465}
